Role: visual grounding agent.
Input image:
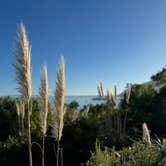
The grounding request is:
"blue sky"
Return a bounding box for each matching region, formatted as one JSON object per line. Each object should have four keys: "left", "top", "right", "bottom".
{"left": 0, "top": 0, "right": 166, "bottom": 96}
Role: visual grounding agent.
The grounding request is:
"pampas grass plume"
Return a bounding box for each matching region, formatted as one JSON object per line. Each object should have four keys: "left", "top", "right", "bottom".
{"left": 53, "top": 56, "right": 65, "bottom": 141}
{"left": 126, "top": 83, "right": 131, "bottom": 104}
{"left": 14, "top": 22, "right": 32, "bottom": 166}
{"left": 39, "top": 65, "right": 49, "bottom": 135}
{"left": 15, "top": 23, "right": 31, "bottom": 101}
{"left": 142, "top": 122, "right": 151, "bottom": 145}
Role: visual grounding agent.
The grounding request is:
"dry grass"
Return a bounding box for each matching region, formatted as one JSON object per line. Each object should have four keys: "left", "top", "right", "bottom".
{"left": 51, "top": 56, "right": 65, "bottom": 166}
{"left": 39, "top": 65, "right": 49, "bottom": 166}
{"left": 99, "top": 81, "right": 104, "bottom": 97}
{"left": 126, "top": 83, "right": 131, "bottom": 104}
{"left": 52, "top": 56, "right": 65, "bottom": 141}
{"left": 14, "top": 23, "right": 31, "bottom": 101}
{"left": 15, "top": 99, "right": 25, "bottom": 135}
{"left": 15, "top": 99, "right": 21, "bottom": 117}
{"left": 14, "top": 23, "right": 32, "bottom": 166}
{"left": 39, "top": 65, "right": 48, "bottom": 135}
{"left": 142, "top": 122, "right": 151, "bottom": 145}
{"left": 97, "top": 85, "right": 102, "bottom": 97}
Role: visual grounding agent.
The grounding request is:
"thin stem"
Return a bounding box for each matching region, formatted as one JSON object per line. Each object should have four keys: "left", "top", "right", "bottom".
{"left": 42, "top": 135, "right": 45, "bottom": 166}
{"left": 18, "top": 115, "right": 21, "bottom": 136}
{"left": 56, "top": 140, "right": 60, "bottom": 166}
{"left": 31, "top": 142, "right": 42, "bottom": 153}
{"left": 123, "top": 109, "right": 128, "bottom": 137}
{"left": 22, "top": 117, "right": 24, "bottom": 136}
{"left": 53, "top": 142, "right": 57, "bottom": 159}
{"left": 27, "top": 100, "right": 33, "bottom": 166}
{"left": 60, "top": 148, "right": 63, "bottom": 166}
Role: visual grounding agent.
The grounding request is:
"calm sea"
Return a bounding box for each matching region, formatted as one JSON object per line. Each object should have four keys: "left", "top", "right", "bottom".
{"left": 65, "top": 96, "right": 106, "bottom": 109}
{"left": 11, "top": 95, "right": 122, "bottom": 109}
{"left": 63, "top": 96, "right": 121, "bottom": 109}
{"left": 48, "top": 96, "right": 107, "bottom": 109}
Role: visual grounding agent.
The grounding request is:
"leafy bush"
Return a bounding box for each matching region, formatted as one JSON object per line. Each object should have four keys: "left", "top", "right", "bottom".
{"left": 86, "top": 141, "right": 166, "bottom": 166}
{"left": 86, "top": 143, "right": 111, "bottom": 166}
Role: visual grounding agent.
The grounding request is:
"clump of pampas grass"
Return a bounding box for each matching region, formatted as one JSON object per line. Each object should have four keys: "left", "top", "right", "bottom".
{"left": 52, "top": 56, "right": 66, "bottom": 166}
{"left": 39, "top": 65, "right": 48, "bottom": 166}
{"left": 14, "top": 23, "right": 32, "bottom": 166}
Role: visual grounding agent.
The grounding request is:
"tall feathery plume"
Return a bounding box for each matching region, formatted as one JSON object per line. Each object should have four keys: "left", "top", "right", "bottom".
{"left": 123, "top": 83, "right": 132, "bottom": 137}
{"left": 106, "top": 89, "right": 111, "bottom": 102}
{"left": 39, "top": 65, "right": 48, "bottom": 166}
{"left": 142, "top": 122, "right": 151, "bottom": 145}
{"left": 14, "top": 23, "right": 32, "bottom": 166}
{"left": 110, "top": 92, "right": 115, "bottom": 106}
{"left": 106, "top": 89, "right": 115, "bottom": 107}
{"left": 99, "top": 81, "right": 104, "bottom": 97}
{"left": 126, "top": 83, "right": 131, "bottom": 104}
{"left": 106, "top": 89, "right": 110, "bottom": 102}
{"left": 52, "top": 56, "right": 65, "bottom": 166}
{"left": 97, "top": 85, "right": 102, "bottom": 97}
{"left": 15, "top": 23, "right": 31, "bottom": 101}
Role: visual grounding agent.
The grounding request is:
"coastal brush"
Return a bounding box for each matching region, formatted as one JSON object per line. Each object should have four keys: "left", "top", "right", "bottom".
{"left": 14, "top": 23, "right": 32, "bottom": 166}
{"left": 39, "top": 65, "right": 48, "bottom": 166}
{"left": 52, "top": 56, "right": 66, "bottom": 166}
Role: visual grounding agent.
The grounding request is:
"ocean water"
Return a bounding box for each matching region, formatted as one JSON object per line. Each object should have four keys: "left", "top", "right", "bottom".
{"left": 11, "top": 95, "right": 107, "bottom": 108}
{"left": 65, "top": 96, "right": 107, "bottom": 109}
{"left": 49, "top": 96, "right": 107, "bottom": 109}
{"left": 64, "top": 96, "right": 122, "bottom": 109}
{"left": 12, "top": 95, "right": 122, "bottom": 109}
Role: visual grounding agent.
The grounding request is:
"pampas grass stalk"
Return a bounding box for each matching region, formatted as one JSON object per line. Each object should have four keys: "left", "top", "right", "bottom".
{"left": 107, "top": 90, "right": 115, "bottom": 107}
{"left": 21, "top": 100, "right": 25, "bottom": 135}
{"left": 99, "top": 81, "right": 104, "bottom": 97}
{"left": 126, "top": 83, "right": 131, "bottom": 104}
{"left": 39, "top": 65, "right": 48, "bottom": 166}
{"left": 15, "top": 100, "right": 21, "bottom": 135}
{"left": 142, "top": 122, "right": 151, "bottom": 145}
{"left": 15, "top": 99, "right": 25, "bottom": 136}
{"left": 114, "top": 84, "right": 117, "bottom": 99}
{"left": 97, "top": 85, "right": 102, "bottom": 97}
{"left": 123, "top": 83, "right": 132, "bottom": 137}
{"left": 106, "top": 89, "right": 111, "bottom": 102}
{"left": 52, "top": 56, "right": 65, "bottom": 166}
{"left": 14, "top": 23, "right": 32, "bottom": 166}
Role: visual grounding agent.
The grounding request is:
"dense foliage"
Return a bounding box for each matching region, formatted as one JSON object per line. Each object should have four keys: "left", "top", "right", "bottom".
{"left": 0, "top": 68, "right": 166, "bottom": 165}
{"left": 86, "top": 141, "right": 166, "bottom": 166}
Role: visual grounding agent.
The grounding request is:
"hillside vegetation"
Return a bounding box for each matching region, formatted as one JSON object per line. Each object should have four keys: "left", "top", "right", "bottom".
{"left": 0, "top": 67, "right": 166, "bottom": 166}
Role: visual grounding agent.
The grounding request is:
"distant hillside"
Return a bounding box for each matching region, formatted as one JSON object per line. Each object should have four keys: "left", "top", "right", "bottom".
{"left": 142, "top": 67, "right": 166, "bottom": 92}
{"left": 119, "top": 67, "right": 166, "bottom": 97}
